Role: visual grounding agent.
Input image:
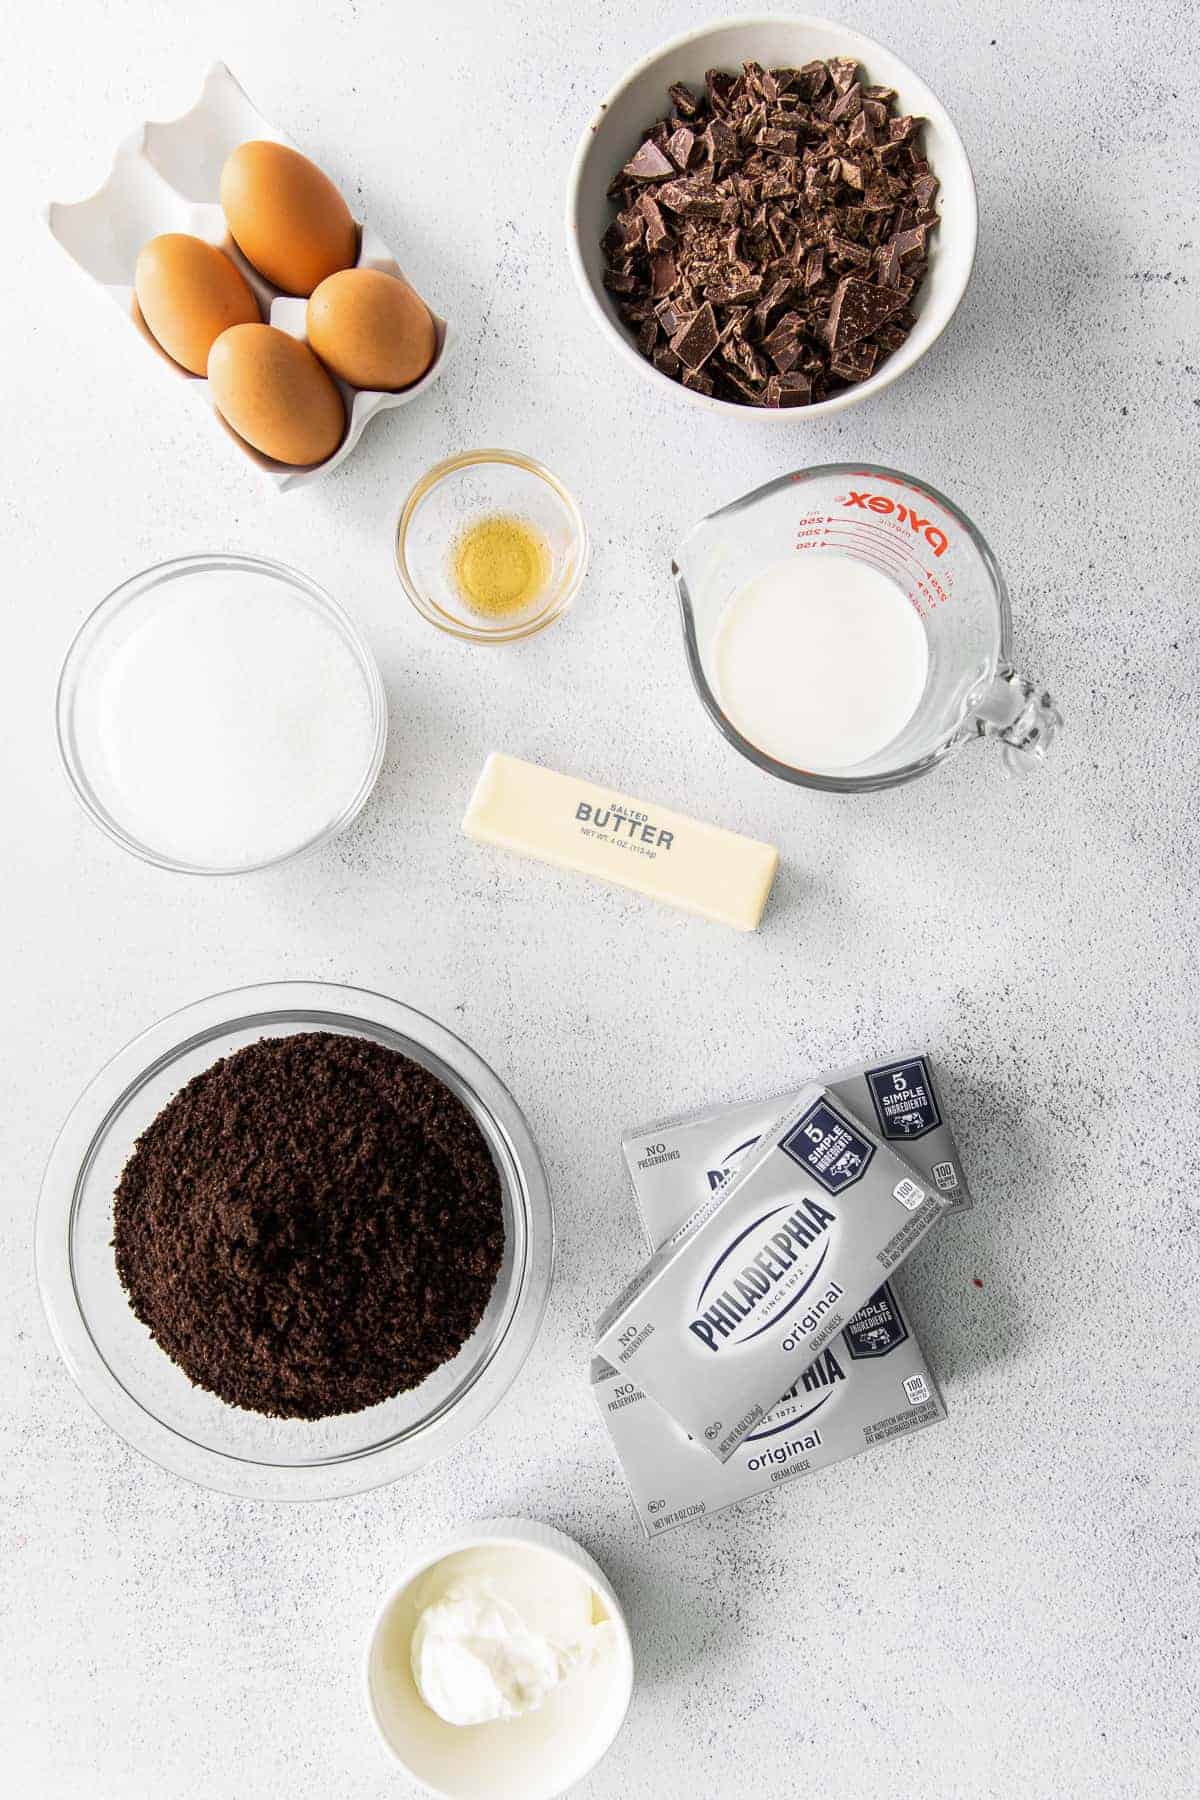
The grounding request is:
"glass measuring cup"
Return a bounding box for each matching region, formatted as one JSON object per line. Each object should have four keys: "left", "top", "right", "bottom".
{"left": 672, "top": 463, "right": 1061, "bottom": 791}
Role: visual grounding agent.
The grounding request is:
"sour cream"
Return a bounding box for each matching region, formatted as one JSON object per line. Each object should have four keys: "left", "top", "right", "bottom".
{"left": 408, "top": 1545, "right": 611, "bottom": 1728}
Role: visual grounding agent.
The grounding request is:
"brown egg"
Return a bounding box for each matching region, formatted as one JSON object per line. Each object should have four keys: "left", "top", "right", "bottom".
{"left": 134, "top": 234, "right": 260, "bottom": 375}
{"left": 219, "top": 141, "right": 358, "bottom": 297}
{"left": 306, "top": 268, "right": 437, "bottom": 391}
{"left": 207, "top": 324, "right": 345, "bottom": 466}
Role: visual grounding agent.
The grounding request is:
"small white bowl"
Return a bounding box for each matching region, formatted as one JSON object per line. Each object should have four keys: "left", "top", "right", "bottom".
{"left": 365, "top": 1519, "right": 634, "bottom": 1800}
{"left": 566, "top": 13, "right": 977, "bottom": 420}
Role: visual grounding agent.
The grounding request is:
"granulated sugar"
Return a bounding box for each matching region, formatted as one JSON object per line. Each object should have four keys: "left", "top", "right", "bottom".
{"left": 76, "top": 565, "right": 376, "bottom": 869}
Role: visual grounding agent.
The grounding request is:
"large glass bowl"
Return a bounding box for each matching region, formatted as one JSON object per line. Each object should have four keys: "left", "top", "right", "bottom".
{"left": 36, "top": 983, "right": 554, "bottom": 1501}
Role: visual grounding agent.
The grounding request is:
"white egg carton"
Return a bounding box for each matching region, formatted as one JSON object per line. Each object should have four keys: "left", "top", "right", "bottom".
{"left": 46, "top": 61, "right": 452, "bottom": 492}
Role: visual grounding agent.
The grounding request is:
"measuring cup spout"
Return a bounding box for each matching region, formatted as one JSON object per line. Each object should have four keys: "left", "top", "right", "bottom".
{"left": 973, "top": 665, "right": 1062, "bottom": 775}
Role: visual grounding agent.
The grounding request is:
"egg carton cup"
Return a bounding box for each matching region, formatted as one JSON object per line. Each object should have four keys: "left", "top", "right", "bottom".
{"left": 46, "top": 61, "right": 452, "bottom": 492}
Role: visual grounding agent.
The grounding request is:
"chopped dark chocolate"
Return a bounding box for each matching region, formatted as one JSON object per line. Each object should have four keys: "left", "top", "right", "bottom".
{"left": 671, "top": 302, "right": 720, "bottom": 369}
{"left": 599, "top": 56, "right": 939, "bottom": 407}
{"left": 766, "top": 372, "right": 813, "bottom": 406}
{"left": 826, "top": 275, "right": 906, "bottom": 349}
{"left": 624, "top": 138, "right": 675, "bottom": 181}
{"left": 670, "top": 127, "right": 698, "bottom": 169}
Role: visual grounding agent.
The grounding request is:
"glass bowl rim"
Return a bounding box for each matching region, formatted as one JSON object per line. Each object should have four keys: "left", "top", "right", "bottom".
{"left": 55, "top": 552, "right": 389, "bottom": 875}
{"left": 394, "top": 448, "right": 589, "bottom": 644}
{"left": 35, "top": 981, "right": 555, "bottom": 1502}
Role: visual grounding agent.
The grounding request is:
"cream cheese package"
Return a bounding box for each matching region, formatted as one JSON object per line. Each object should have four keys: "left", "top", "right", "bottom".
{"left": 594, "top": 1082, "right": 952, "bottom": 1461}
{"left": 592, "top": 1069, "right": 949, "bottom": 1536}
{"left": 623, "top": 1052, "right": 971, "bottom": 1240}
{"left": 592, "top": 1280, "right": 943, "bottom": 1538}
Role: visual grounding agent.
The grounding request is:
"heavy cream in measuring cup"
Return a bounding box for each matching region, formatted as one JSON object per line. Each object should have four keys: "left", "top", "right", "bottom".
{"left": 713, "top": 553, "right": 928, "bottom": 771}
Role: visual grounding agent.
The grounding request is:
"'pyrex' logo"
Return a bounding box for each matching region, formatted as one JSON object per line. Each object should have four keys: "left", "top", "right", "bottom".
{"left": 842, "top": 489, "right": 949, "bottom": 557}
{"left": 687, "top": 1197, "right": 836, "bottom": 1353}
{"left": 780, "top": 1099, "right": 874, "bottom": 1195}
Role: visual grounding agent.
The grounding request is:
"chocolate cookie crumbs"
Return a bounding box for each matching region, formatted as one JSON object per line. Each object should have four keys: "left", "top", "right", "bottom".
{"left": 600, "top": 58, "right": 939, "bottom": 406}
{"left": 112, "top": 1033, "right": 505, "bottom": 1420}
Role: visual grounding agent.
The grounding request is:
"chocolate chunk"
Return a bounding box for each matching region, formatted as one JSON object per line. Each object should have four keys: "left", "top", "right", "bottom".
{"left": 830, "top": 234, "right": 873, "bottom": 267}
{"left": 765, "top": 372, "right": 813, "bottom": 406}
{"left": 759, "top": 126, "right": 798, "bottom": 155}
{"left": 658, "top": 179, "right": 726, "bottom": 217}
{"left": 667, "top": 126, "right": 697, "bottom": 170}
{"left": 616, "top": 204, "right": 646, "bottom": 249}
{"left": 721, "top": 329, "right": 768, "bottom": 384}
{"left": 669, "top": 81, "right": 700, "bottom": 118}
{"left": 601, "top": 222, "right": 626, "bottom": 262}
{"left": 761, "top": 309, "right": 807, "bottom": 372}
{"left": 830, "top": 340, "right": 879, "bottom": 382}
{"left": 641, "top": 194, "right": 671, "bottom": 251}
{"left": 670, "top": 301, "right": 720, "bottom": 369}
{"left": 705, "top": 68, "right": 738, "bottom": 115}
{"left": 826, "top": 56, "right": 860, "bottom": 94}
{"left": 893, "top": 225, "right": 928, "bottom": 260}
{"left": 805, "top": 245, "right": 827, "bottom": 289}
{"left": 704, "top": 265, "right": 763, "bottom": 304}
{"left": 875, "top": 321, "right": 911, "bottom": 355}
{"left": 830, "top": 83, "right": 863, "bottom": 123}
{"left": 706, "top": 116, "right": 739, "bottom": 166}
{"left": 826, "top": 274, "right": 905, "bottom": 348}
{"left": 682, "top": 367, "right": 714, "bottom": 395}
{"left": 623, "top": 138, "right": 675, "bottom": 180}
{"left": 650, "top": 251, "right": 677, "bottom": 296}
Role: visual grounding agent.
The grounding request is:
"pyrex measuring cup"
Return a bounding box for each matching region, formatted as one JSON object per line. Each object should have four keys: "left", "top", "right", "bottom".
{"left": 672, "top": 464, "right": 1061, "bottom": 792}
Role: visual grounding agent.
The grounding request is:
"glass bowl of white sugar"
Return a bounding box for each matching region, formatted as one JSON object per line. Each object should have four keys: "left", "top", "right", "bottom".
{"left": 56, "top": 554, "right": 387, "bottom": 873}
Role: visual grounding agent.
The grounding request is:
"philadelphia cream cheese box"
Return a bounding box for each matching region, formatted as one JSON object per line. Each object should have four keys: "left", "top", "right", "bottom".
{"left": 594, "top": 1082, "right": 952, "bottom": 1462}
{"left": 623, "top": 1052, "right": 971, "bottom": 1241}
{"left": 592, "top": 1074, "right": 949, "bottom": 1536}
{"left": 592, "top": 1281, "right": 944, "bottom": 1537}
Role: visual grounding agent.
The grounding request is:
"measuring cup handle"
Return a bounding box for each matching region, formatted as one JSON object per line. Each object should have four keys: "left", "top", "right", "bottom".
{"left": 974, "top": 664, "right": 1062, "bottom": 775}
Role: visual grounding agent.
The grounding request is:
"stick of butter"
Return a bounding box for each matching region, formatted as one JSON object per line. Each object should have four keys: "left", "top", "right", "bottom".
{"left": 462, "top": 753, "right": 778, "bottom": 931}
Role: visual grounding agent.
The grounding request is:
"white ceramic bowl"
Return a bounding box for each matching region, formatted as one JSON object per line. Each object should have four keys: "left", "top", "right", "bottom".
{"left": 366, "top": 1519, "right": 635, "bottom": 1799}
{"left": 566, "top": 14, "right": 977, "bottom": 419}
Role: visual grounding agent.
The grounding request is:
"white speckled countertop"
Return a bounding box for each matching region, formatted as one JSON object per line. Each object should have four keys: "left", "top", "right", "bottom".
{"left": 3, "top": 2, "right": 1197, "bottom": 1795}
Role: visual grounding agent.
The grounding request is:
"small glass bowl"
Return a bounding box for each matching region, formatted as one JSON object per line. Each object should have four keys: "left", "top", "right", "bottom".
{"left": 56, "top": 553, "right": 388, "bottom": 875}
{"left": 395, "top": 450, "right": 588, "bottom": 643}
{"left": 35, "top": 982, "right": 554, "bottom": 1502}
